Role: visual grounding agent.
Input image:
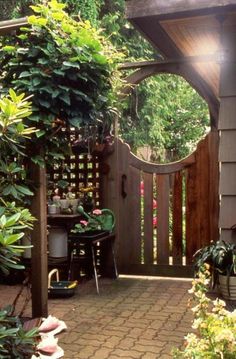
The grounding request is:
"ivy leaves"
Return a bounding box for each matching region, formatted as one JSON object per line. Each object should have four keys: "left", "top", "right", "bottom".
{"left": 0, "top": 0, "right": 123, "bottom": 164}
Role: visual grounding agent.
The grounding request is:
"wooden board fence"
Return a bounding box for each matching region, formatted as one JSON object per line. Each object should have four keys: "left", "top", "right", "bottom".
{"left": 101, "top": 131, "right": 219, "bottom": 277}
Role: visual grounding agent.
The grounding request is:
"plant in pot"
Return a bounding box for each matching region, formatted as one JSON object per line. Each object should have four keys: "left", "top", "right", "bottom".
{"left": 193, "top": 240, "right": 236, "bottom": 300}
{"left": 71, "top": 206, "right": 115, "bottom": 236}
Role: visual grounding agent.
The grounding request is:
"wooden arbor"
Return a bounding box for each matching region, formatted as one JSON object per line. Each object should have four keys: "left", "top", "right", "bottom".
{"left": 125, "top": 0, "right": 236, "bottom": 244}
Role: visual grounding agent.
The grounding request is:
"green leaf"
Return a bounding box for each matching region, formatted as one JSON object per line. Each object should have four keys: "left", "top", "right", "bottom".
{"left": 62, "top": 61, "right": 80, "bottom": 69}
{"left": 57, "top": 179, "right": 69, "bottom": 189}
{"left": 5, "top": 233, "right": 24, "bottom": 245}
{"left": 0, "top": 215, "right": 7, "bottom": 227}
{"left": 5, "top": 213, "right": 21, "bottom": 228}
{"left": 31, "top": 156, "right": 45, "bottom": 167}
{"left": 15, "top": 185, "right": 34, "bottom": 196}
{"left": 19, "top": 71, "right": 31, "bottom": 78}
{"left": 60, "top": 93, "right": 71, "bottom": 106}
{"left": 2, "top": 45, "right": 15, "bottom": 53}
{"left": 32, "top": 77, "right": 41, "bottom": 86}
{"left": 38, "top": 98, "right": 51, "bottom": 108}
{"left": 36, "top": 130, "right": 46, "bottom": 138}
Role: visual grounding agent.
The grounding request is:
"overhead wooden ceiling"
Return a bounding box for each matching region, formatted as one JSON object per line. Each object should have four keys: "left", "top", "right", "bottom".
{"left": 126, "top": 0, "right": 236, "bottom": 116}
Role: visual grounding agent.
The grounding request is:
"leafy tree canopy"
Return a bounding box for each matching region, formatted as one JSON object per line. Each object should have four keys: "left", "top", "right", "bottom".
{"left": 0, "top": 0, "right": 210, "bottom": 162}
{"left": 121, "top": 74, "right": 209, "bottom": 162}
{"left": 0, "top": 0, "right": 123, "bottom": 164}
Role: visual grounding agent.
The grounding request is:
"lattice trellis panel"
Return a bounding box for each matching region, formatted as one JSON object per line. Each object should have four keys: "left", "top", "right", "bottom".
{"left": 47, "top": 127, "right": 102, "bottom": 207}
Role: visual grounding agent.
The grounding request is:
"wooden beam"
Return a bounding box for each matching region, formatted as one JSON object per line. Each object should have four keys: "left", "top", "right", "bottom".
{"left": 129, "top": 150, "right": 195, "bottom": 174}
{"left": 126, "top": 0, "right": 236, "bottom": 20}
{"left": 120, "top": 54, "right": 220, "bottom": 70}
{"left": 0, "top": 17, "right": 27, "bottom": 35}
{"left": 30, "top": 160, "right": 48, "bottom": 318}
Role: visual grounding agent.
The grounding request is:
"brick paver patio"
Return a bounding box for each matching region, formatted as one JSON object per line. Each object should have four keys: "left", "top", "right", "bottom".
{"left": 0, "top": 276, "right": 193, "bottom": 358}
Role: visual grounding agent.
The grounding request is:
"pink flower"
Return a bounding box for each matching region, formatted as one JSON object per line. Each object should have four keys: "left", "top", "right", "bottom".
{"left": 80, "top": 220, "right": 88, "bottom": 226}
{"left": 153, "top": 217, "right": 157, "bottom": 228}
{"left": 140, "top": 181, "right": 144, "bottom": 190}
{"left": 153, "top": 199, "right": 157, "bottom": 209}
{"left": 93, "top": 209, "right": 102, "bottom": 215}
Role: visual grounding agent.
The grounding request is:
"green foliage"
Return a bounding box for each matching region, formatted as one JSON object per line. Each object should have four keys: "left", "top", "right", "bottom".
{"left": 173, "top": 266, "right": 236, "bottom": 358}
{"left": 194, "top": 240, "right": 236, "bottom": 276}
{"left": 0, "top": 91, "right": 38, "bottom": 357}
{"left": 0, "top": 90, "right": 36, "bottom": 274}
{"left": 0, "top": 207, "right": 34, "bottom": 275}
{"left": 0, "top": 305, "right": 38, "bottom": 358}
{"left": 72, "top": 206, "right": 115, "bottom": 233}
{"left": 194, "top": 240, "right": 236, "bottom": 295}
{"left": 0, "top": 0, "right": 123, "bottom": 163}
{"left": 100, "top": 0, "right": 155, "bottom": 61}
{"left": 0, "top": 90, "right": 35, "bottom": 202}
{"left": 63, "top": 0, "right": 102, "bottom": 27}
{"left": 121, "top": 74, "right": 209, "bottom": 161}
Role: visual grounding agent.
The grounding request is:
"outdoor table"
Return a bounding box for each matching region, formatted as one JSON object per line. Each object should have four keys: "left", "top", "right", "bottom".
{"left": 68, "top": 231, "right": 118, "bottom": 294}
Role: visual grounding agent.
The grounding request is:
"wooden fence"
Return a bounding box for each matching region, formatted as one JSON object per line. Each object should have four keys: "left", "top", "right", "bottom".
{"left": 101, "top": 130, "right": 219, "bottom": 277}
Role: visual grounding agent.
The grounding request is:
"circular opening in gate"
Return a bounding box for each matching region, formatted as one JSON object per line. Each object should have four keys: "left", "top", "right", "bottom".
{"left": 120, "top": 73, "right": 210, "bottom": 163}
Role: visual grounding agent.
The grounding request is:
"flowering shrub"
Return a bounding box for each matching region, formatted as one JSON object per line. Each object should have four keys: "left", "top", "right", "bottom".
{"left": 173, "top": 265, "right": 236, "bottom": 358}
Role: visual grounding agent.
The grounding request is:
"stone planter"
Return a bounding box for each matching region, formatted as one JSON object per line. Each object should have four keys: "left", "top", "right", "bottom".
{"left": 219, "top": 274, "right": 236, "bottom": 300}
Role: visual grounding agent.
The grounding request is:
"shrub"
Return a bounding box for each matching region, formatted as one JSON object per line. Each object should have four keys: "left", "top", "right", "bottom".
{"left": 173, "top": 265, "right": 236, "bottom": 358}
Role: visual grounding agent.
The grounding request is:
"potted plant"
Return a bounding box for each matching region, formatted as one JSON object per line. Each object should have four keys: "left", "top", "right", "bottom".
{"left": 193, "top": 240, "right": 236, "bottom": 300}
{"left": 71, "top": 206, "right": 115, "bottom": 235}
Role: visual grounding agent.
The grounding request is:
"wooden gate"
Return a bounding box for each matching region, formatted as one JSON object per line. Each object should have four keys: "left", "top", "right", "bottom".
{"left": 101, "top": 131, "right": 219, "bottom": 277}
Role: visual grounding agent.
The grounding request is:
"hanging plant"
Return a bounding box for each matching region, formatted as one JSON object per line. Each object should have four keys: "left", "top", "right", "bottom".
{"left": 0, "top": 0, "right": 123, "bottom": 164}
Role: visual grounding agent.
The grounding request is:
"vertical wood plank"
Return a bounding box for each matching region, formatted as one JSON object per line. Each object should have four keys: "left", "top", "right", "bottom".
{"left": 172, "top": 172, "right": 183, "bottom": 265}
{"left": 143, "top": 172, "right": 153, "bottom": 264}
{"left": 156, "top": 175, "right": 170, "bottom": 264}
{"left": 196, "top": 136, "right": 210, "bottom": 249}
{"left": 185, "top": 162, "right": 198, "bottom": 265}
{"left": 130, "top": 167, "right": 141, "bottom": 264}
{"left": 208, "top": 131, "right": 219, "bottom": 242}
{"left": 116, "top": 140, "right": 131, "bottom": 270}
{"left": 31, "top": 163, "right": 48, "bottom": 318}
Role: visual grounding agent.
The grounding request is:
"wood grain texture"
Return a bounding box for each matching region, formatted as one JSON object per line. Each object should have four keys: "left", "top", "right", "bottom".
{"left": 129, "top": 151, "right": 195, "bottom": 174}
{"left": 143, "top": 172, "right": 154, "bottom": 264}
{"left": 156, "top": 175, "right": 170, "bottom": 264}
{"left": 126, "top": 0, "right": 236, "bottom": 19}
{"left": 208, "top": 131, "right": 219, "bottom": 242}
{"left": 31, "top": 162, "right": 48, "bottom": 318}
{"left": 116, "top": 140, "right": 131, "bottom": 270}
{"left": 185, "top": 162, "right": 198, "bottom": 265}
{"left": 172, "top": 172, "right": 183, "bottom": 265}
{"left": 196, "top": 136, "right": 210, "bottom": 249}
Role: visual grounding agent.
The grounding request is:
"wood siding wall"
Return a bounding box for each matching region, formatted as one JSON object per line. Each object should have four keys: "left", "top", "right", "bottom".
{"left": 101, "top": 132, "right": 219, "bottom": 277}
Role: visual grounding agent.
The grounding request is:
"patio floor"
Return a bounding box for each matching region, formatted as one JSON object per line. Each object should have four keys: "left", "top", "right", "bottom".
{"left": 0, "top": 276, "right": 193, "bottom": 359}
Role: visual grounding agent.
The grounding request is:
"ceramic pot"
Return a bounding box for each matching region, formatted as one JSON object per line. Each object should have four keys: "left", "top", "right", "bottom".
{"left": 219, "top": 274, "right": 236, "bottom": 300}
{"left": 48, "top": 226, "right": 68, "bottom": 258}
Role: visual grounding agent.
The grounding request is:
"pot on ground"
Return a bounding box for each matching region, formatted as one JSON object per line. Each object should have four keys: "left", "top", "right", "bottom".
{"left": 219, "top": 273, "right": 236, "bottom": 300}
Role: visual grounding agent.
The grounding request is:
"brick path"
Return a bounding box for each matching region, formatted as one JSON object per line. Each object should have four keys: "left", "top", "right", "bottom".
{"left": 0, "top": 276, "right": 193, "bottom": 358}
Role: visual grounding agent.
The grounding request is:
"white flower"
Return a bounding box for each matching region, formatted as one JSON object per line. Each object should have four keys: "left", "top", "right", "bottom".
{"left": 215, "top": 329, "right": 235, "bottom": 343}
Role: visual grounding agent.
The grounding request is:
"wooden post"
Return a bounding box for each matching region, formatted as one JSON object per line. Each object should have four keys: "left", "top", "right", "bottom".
{"left": 219, "top": 17, "right": 236, "bottom": 243}
{"left": 30, "top": 161, "right": 48, "bottom": 318}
